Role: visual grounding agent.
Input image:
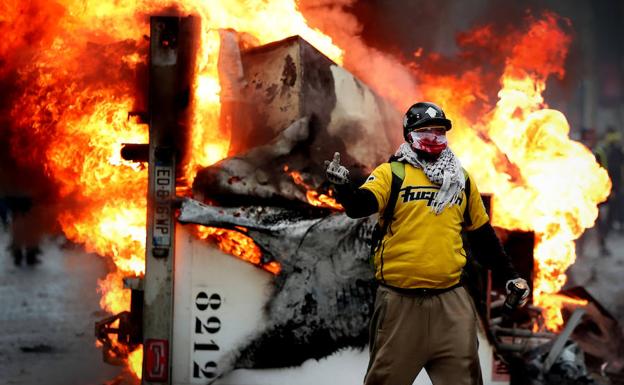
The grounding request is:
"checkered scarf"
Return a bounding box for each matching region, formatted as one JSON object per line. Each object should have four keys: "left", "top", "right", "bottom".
{"left": 395, "top": 143, "right": 465, "bottom": 214}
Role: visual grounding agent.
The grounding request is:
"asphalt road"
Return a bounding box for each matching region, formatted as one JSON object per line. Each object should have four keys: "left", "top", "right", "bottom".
{"left": 0, "top": 230, "right": 134, "bottom": 385}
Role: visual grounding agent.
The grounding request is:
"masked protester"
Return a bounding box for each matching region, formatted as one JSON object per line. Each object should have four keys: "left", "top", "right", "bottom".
{"left": 325, "top": 102, "right": 529, "bottom": 385}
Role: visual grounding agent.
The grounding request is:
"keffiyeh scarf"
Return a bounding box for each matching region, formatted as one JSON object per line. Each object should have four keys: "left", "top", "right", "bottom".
{"left": 395, "top": 143, "right": 465, "bottom": 215}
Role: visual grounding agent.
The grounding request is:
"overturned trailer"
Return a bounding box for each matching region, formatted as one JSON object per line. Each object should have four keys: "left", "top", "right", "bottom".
{"left": 95, "top": 15, "right": 622, "bottom": 385}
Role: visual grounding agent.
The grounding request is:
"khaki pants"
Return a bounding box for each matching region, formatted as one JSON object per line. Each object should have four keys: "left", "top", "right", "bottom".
{"left": 364, "top": 285, "right": 482, "bottom": 385}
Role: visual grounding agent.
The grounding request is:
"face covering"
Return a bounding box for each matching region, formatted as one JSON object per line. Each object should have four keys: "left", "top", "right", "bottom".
{"left": 408, "top": 131, "right": 448, "bottom": 155}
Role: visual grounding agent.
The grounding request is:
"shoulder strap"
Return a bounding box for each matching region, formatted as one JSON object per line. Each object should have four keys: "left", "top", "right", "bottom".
{"left": 463, "top": 168, "right": 472, "bottom": 228}
{"left": 381, "top": 161, "right": 405, "bottom": 230}
{"left": 390, "top": 161, "right": 406, "bottom": 179}
{"left": 369, "top": 162, "right": 405, "bottom": 267}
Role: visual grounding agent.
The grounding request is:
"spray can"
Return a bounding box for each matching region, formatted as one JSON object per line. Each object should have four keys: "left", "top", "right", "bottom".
{"left": 503, "top": 280, "right": 527, "bottom": 312}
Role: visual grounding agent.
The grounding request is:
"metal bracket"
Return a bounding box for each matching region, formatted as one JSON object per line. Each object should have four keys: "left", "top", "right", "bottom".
{"left": 543, "top": 308, "right": 586, "bottom": 372}
{"left": 94, "top": 311, "right": 135, "bottom": 365}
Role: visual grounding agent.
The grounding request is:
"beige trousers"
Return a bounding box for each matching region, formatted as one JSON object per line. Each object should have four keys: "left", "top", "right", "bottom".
{"left": 364, "top": 285, "right": 483, "bottom": 385}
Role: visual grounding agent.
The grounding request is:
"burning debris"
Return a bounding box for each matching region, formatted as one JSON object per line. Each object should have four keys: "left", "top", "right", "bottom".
{"left": 563, "top": 288, "right": 624, "bottom": 380}
{"left": 193, "top": 117, "right": 317, "bottom": 207}
{"left": 193, "top": 115, "right": 354, "bottom": 211}
{"left": 484, "top": 301, "right": 624, "bottom": 385}
{"left": 195, "top": 34, "right": 402, "bottom": 206}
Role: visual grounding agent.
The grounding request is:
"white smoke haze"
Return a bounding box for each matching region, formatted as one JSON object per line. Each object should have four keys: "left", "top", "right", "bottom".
{"left": 298, "top": 0, "right": 421, "bottom": 110}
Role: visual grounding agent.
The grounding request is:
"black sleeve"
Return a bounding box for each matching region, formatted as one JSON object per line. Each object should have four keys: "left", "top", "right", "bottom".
{"left": 466, "top": 222, "right": 520, "bottom": 282}
{"left": 333, "top": 183, "right": 378, "bottom": 218}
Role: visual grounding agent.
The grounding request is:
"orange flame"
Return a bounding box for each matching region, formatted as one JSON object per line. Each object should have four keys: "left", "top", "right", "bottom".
{"left": 285, "top": 166, "right": 344, "bottom": 210}
{"left": 194, "top": 225, "right": 280, "bottom": 274}
{"left": 538, "top": 294, "right": 588, "bottom": 328}
{"left": 128, "top": 345, "right": 144, "bottom": 379}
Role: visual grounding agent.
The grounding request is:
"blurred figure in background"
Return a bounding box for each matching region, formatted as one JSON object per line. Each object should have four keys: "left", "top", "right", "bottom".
{"left": 0, "top": 197, "right": 9, "bottom": 229}
{"left": 1, "top": 160, "right": 60, "bottom": 266}
{"left": 577, "top": 127, "right": 610, "bottom": 257}
{"left": 604, "top": 126, "right": 624, "bottom": 234}
{"left": 8, "top": 196, "right": 42, "bottom": 266}
{"left": 4, "top": 195, "right": 54, "bottom": 266}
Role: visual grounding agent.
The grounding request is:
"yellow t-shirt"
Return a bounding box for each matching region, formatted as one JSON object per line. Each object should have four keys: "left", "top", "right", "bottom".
{"left": 361, "top": 162, "right": 489, "bottom": 289}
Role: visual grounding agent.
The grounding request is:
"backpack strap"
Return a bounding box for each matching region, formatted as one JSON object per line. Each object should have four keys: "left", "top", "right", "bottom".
{"left": 463, "top": 168, "right": 472, "bottom": 228}
{"left": 370, "top": 162, "right": 405, "bottom": 266}
{"left": 383, "top": 161, "right": 405, "bottom": 226}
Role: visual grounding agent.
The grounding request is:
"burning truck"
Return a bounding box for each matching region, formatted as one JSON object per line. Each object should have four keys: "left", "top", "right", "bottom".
{"left": 2, "top": 1, "right": 621, "bottom": 385}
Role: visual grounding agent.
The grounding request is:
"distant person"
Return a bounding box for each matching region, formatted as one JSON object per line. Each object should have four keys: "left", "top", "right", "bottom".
{"left": 576, "top": 128, "right": 610, "bottom": 257}
{"left": 0, "top": 197, "right": 8, "bottom": 229}
{"left": 603, "top": 126, "right": 624, "bottom": 234}
{"left": 8, "top": 196, "right": 43, "bottom": 266}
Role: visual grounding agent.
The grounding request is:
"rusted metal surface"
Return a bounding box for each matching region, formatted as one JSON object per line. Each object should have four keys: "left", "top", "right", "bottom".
{"left": 227, "top": 36, "right": 304, "bottom": 155}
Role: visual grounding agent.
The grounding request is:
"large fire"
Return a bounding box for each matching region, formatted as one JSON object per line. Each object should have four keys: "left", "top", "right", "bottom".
{"left": 0, "top": 0, "right": 609, "bottom": 381}
{"left": 2, "top": 0, "right": 342, "bottom": 379}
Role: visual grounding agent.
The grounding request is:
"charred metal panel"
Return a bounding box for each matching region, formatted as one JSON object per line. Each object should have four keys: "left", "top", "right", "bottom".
{"left": 300, "top": 40, "right": 401, "bottom": 169}
{"left": 463, "top": 194, "right": 535, "bottom": 317}
{"left": 232, "top": 37, "right": 304, "bottom": 154}
{"left": 237, "top": 36, "right": 403, "bottom": 165}
{"left": 171, "top": 223, "right": 278, "bottom": 384}
{"left": 177, "top": 199, "right": 376, "bottom": 372}
{"left": 194, "top": 36, "right": 402, "bottom": 205}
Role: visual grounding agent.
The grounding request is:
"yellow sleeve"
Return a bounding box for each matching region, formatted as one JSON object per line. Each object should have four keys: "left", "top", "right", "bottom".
{"left": 465, "top": 173, "right": 490, "bottom": 231}
{"left": 359, "top": 163, "right": 392, "bottom": 213}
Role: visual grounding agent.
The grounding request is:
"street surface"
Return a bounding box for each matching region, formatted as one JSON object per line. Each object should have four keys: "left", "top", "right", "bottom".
{"left": 0, "top": 230, "right": 134, "bottom": 385}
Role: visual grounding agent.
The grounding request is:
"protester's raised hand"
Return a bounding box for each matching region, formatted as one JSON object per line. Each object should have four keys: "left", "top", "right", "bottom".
{"left": 324, "top": 152, "right": 350, "bottom": 185}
